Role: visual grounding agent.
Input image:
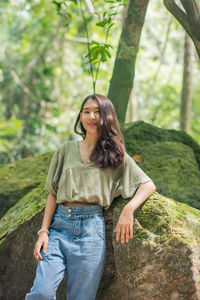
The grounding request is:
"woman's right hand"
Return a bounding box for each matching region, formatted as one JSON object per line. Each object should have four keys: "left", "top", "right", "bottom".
{"left": 34, "top": 232, "right": 49, "bottom": 262}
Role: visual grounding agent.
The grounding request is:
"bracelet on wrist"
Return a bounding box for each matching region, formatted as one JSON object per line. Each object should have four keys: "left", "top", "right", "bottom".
{"left": 37, "top": 228, "right": 49, "bottom": 236}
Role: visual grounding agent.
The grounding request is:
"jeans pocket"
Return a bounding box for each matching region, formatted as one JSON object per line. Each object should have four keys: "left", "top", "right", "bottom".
{"left": 50, "top": 217, "right": 57, "bottom": 228}
{"left": 50, "top": 211, "right": 61, "bottom": 228}
{"left": 93, "top": 215, "right": 105, "bottom": 240}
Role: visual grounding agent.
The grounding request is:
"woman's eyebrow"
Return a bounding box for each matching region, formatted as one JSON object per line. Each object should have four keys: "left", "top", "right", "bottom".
{"left": 83, "top": 107, "right": 99, "bottom": 110}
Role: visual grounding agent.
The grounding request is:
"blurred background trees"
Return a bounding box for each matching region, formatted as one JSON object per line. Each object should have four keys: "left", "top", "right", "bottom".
{"left": 0, "top": 0, "right": 200, "bottom": 167}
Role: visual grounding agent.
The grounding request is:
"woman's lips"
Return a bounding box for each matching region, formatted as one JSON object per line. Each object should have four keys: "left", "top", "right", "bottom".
{"left": 88, "top": 123, "right": 97, "bottom": 127}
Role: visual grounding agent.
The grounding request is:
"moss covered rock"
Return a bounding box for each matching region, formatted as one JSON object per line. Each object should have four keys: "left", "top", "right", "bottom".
{"left": 121, "top": 120, "right": 200, "bottom": 168}
{"left": 121, "top": 121, "right": 200, "bottom": 209}
{"left": 0, "top": 152, "right": 53, "bottom": 218}
{"left": 137, "top": 141, "right": 200, "bottom": 209}
{"left": 109, "top": 192, "right": 200, "bottom": 299}
{"left": 0, "top": 191, "right": 200, "bottom": 300}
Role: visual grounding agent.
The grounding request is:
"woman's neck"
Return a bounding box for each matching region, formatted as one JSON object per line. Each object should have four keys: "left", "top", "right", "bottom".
{"left": 82, "top": 133, "right": 100, "bottom": 148}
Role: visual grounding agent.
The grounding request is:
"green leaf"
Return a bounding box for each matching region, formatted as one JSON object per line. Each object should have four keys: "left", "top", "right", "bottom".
{"left": 96, "top": 21, "right": 106, "bottom": 28}
{"left": 105, "top": 49, "right": 111, "bottom": 58}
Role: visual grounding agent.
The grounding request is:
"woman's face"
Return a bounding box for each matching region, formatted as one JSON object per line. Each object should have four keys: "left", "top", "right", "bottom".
{"left": 80, "top": 99, "right": 100, "bottom": 134}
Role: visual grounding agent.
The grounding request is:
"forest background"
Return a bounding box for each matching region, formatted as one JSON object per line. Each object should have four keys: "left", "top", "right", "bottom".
{"left": 0, "top": 0, "right": 200, "bottom": 167}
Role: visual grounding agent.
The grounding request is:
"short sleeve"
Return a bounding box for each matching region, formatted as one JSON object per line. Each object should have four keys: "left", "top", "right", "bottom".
{"left": 113, "top": 152, "right": 153, "bottom": 199}
{"left": 45, "top": 148, "right": 63, "bottom": 196}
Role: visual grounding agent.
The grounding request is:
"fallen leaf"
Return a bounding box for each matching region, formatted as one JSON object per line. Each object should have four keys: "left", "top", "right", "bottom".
{"left": 133, "top": 155, "right": 144, "bottom": 163}
{"left": 172, "top": 199, "right": 179, "bottom": 205}
{"left": 3, "top": 176, "right": 9, "bottom": 180}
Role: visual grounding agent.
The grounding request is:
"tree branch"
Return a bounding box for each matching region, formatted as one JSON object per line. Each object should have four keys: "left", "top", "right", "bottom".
{"left": 163, "top": 0, "right": 193, "bottom": 38}
{"left": 180, "top": 0, "right": 200, "bottom": 39}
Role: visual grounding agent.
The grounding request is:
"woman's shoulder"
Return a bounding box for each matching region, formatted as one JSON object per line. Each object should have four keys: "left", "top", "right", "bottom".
{"left": 56, "top": 140, "right": 76, "bottom": 155}
{"left": 59, "top": 140, "right": 76, "bottom": 148}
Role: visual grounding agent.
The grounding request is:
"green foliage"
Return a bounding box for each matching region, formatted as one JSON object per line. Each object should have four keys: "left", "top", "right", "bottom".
{"left": 51, "top": 0, "right": 126, "bottom": 92}
{"left": 0, "top": 119, "right": 22, "bottom": 138}
{"left": 86, "top": 41, "right": 113, "bottom": 63}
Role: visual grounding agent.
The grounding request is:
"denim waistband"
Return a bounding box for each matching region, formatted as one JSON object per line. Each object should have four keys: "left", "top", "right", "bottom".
{"left": 56, "top": 203, "right": 103, "bottom": 216}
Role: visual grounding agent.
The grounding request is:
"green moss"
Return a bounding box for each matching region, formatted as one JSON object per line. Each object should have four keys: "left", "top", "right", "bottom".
{"left": 0, "top": 151, "right": 53, "bottom": 217}
{"left": 139, "top": 142, "right": 200, "bottom": 208}
{"left": 121, "top": 120, "right": 200, "bottom": 168}
{"left": 134, "top": 226, "right": 150, "bottom": 241}
{"left": 112, "top": 191, "right": 200, "bottom": 247}
{"left": 121, "top": 124, "right": 200, "bottom": 209}
{"left": 0, "top": 176, "right": 48, "bottom": 244}
{"left": 120, "top": 120, "right": 200, "bottom": 209}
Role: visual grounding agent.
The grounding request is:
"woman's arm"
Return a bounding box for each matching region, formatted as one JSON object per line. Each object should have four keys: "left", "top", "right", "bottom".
{"left": 39, "top": 192, "right": 57, "bottom": 232}
{"left": 114, "top": 181, "right": 156, "bottom": 244}
{"left": 34, "top": 192, "right": 57, "bottom": 262}
{"left": 126, "top": 181, "right": 156, "bottom": 213}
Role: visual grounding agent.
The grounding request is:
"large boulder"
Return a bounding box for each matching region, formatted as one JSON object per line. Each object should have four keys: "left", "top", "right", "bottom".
{"left": 107, "top": 193, "right": 200, "bottom": 300}
{"left": 0, "top": 190, "right": 200, "bottom": 300}
{"left": 136, "top": 141, "right": 200, "bottom": 209}
{"left": 121, "top": 120, "right": 200, "bottom": 168}
{"left": 121, "top": 121, "right": 200, "bottom": 209}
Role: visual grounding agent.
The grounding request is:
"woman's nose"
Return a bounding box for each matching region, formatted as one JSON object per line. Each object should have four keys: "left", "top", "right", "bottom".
{"left": 89, "top": 112, "right": 95, "bottom": 119}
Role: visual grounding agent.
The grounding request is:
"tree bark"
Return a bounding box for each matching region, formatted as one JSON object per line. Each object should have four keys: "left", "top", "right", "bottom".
{"left": 180, "top": 33, "right": 194, "bottom": 133}
{"left": 107, "top": 0, "right": 150, "bottom": 124}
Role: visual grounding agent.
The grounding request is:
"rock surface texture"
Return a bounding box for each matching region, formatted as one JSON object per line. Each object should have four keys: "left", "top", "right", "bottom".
{"left": 0, "top": 121, "right": 200, "bottom": 300}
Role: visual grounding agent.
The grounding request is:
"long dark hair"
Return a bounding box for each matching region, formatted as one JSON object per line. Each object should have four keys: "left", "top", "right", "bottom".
{"left": 74, "top": 94, "right": 126, "bottom": 170}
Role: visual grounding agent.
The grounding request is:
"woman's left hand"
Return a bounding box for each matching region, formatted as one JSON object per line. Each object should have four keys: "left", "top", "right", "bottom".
{"left": 114, "top": 204, "right": 134, "bottom": 243}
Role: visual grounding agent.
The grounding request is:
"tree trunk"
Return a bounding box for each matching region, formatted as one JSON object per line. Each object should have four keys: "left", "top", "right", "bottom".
{"left": 107, "top": 0, "right": 150, "bottom": 124}
{"left": 180, "top": 32, "right": 194, "bottom": 133}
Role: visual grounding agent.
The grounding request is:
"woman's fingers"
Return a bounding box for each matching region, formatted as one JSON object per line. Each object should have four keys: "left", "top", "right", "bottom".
{"left": 129, "top": 223, "right": 133, "bottom": 239}
{"left": 34, "top": 242, "right": 43, "bottom": 261}
{"left": 33, "top": 234, "right": 49, "bottom": 262}
{"left": 35, "top": 245, "right": 43, "bottom": 260}
{"left": 125, "top": 225, "right": 130, "bottom": 243}
{"left": 43, "top": 240, "right": 48, "bottom": 254}
{"left": 114, "top": 223, "right": 133, "bottom": 243}
{"left": 120, "top": 226, "right": 125, "bottom": 243}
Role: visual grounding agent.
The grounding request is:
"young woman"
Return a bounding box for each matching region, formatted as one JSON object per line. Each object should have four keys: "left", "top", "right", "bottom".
{"left": 25, "top": 94, "right": 156, "bottom": 300}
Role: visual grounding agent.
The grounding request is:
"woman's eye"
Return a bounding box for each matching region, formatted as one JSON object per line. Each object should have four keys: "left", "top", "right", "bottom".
{"left": 84, "top": 111, "right": 99, "bottom": 114}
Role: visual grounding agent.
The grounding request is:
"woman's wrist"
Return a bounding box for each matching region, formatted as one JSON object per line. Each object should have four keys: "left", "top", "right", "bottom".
{"left": 37, "top": 228, "right": 49, "bottom": 236}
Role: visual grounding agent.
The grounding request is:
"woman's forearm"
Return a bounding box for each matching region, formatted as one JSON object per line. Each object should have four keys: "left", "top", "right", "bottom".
{"left": 40, "top": 192, "right": 57, "bottom": 231}
{"left": 126, "top": 181, "right": 156, "bottom": 213}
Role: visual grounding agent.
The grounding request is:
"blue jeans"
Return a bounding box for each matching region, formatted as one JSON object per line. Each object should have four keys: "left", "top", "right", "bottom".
{"left": 25, "top": 204, "right": 106, "bottom": 300}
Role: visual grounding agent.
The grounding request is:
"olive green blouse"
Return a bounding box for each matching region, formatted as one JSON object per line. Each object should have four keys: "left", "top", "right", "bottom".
{"left": 45, "top": 140, "right": 153, "bottom": 210}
